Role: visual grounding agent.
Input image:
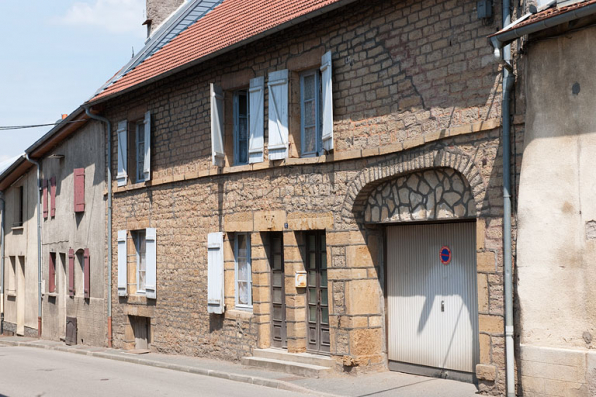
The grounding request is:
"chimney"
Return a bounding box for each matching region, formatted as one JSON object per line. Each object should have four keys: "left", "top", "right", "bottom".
{"left": 61, "top": 114, "right": 68, "bottom": 120}
{"left": 144, "top": 0, "right": 186, "bottom": 36}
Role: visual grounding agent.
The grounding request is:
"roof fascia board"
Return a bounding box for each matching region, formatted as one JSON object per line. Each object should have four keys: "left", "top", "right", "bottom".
{"left": 89, "top": 0, "right": 359, "bottom": 106}
{"left": 92, "top": 0, "right": 221, "bottom": 99}
{"left": 491, "top": 1, "right": 596, "bottom": 48}
{"left": 25, "top": 107, "right": 89, "bottom": 158}
{"left": 0, "top": 156, "right": 30, "bottom": 192}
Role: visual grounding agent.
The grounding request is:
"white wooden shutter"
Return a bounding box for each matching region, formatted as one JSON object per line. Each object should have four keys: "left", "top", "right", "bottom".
{"left": 267, "top": 70, "right": 289, "bottom": 160}
{"left": 210, "top": 83, "right": 225, "bottom": 167}
{"left": 145, "top": 228, "right": 157, "bottom": 299}
{"left": 321, "top": 51, "right": 334, "bottom": 151}
{"left": 143, "top": 111, "right": 151, "bottom": 181}
{"left": 117, "top": 230, "right": 128, "bottom": 296}
{"left": 248, "top": 77, "right": 264, "bottom": 164}
{"left": 208, "top": 232, "right": 225, "bottom": 314}
{"left": 117, "top": 121, "right": 128, "bottom": 186}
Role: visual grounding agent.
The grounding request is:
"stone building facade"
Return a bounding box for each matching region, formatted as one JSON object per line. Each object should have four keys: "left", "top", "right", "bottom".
{"left": 85, "top": 0, "right": 521, "bottom": 395}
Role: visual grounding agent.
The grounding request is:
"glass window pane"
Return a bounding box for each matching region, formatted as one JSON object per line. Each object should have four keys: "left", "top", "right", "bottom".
{"left": 237, "top": 234, "right": 246, "bottom": 253}
{"left": 321, "top": 289, "right": 328, "bottom": 306}
{"left": 272, "top": 272, "right": 282, "bottom": 287}
{"left": 320, "top": 234, "right": 326, "bottom": 251}
{"left": 238, "top": 282, "right": 249, "bottom": 305}
{"left": 238, "top": 261, "right": 249, "bottom": 281}
{"left": 304, "top": 127, "right": 316, "bottom": 154}
{"left": 308, "top": 271, "right": 317, "bottom": 286}
{"left": 309, "top": 289, "right": 317, "bottom": 304}
{"left": 309, "top": 306, "right": 317, "bottom": 322}
{"left": 272, "top": 238, "right": 281, "bottom": 253}
{"left": 321, "top": 252, "right": 327, "bottom": 269}
{"left": 321, "top": 270, "right": 327, "bottom": 287}
{"left": 304, "top": 100, "right": 315, "bottom": 126}
{"left": 304, "top": 74, "right": 315, "bottom": 100}
{"left": 321, "top": 307, "right": 329, "bottom": 324}
{"left": 308, "top": 234, "right": 316, "bottom": 250}
{"left": 139, "top": 271, "right": 146, "bottom": 291}
{"left": 273, "top": 254, "right": 282, "bottom": 270}
{"left": 239, "top": 92, "right": 248, "bottom": 116}
{"left": 272, "top": 289, "right": 282, "bottom": 303}
{"left": 309, "top": 252, "right": 316, "bottom": 269}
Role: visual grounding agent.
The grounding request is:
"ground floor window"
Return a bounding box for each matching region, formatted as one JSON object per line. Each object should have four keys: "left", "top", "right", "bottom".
{"left": 235, "top": 233, "right": 252, "bottom": 309}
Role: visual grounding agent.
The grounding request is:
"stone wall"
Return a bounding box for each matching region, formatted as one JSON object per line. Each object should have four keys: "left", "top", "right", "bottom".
{"left": 99, "top": 0, "right": 514, "bottom": 394}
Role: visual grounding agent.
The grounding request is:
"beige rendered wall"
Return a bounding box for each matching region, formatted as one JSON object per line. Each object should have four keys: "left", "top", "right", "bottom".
{"left": 518, "top": 26, "right": 596, "bottom": 396}
{"left": 3, "top": 168, "right": 39, "bottom": 336}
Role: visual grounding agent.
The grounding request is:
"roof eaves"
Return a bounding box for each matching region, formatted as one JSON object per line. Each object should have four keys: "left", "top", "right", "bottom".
{"left": 490, "top": 0, "right": 596, "bottom": 48}
{"left": 25, "top": 106, "right": 87, "bottom": 158}
{"left": 88, "top": 0, "right": 359, "bottom": 106}
{"left": 0, "top": 155, "right": 28, "bottom": 190}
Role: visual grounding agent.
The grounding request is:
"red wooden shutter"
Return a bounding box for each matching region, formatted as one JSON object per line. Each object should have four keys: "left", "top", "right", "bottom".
{"left": 42, "top": 179, "right": 48, "bottom": 219}
{"left": 83, "top": 248, "right": 90, "bottom": 299}
{"left": 49, "top": 253, "right": 56, "bottom": 293}
{"left": 68, "top": 249, "right": 75, "bottom": 297}
{"left": 74, "top": 168, "right": 85, "bottom": 213}
{"left": 50, "top": 177, "right": 57, "bottom": 217}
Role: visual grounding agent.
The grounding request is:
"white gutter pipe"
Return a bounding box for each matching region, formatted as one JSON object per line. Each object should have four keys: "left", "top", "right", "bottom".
{"left": 24, "top": 154, "right": 42, "bottom": 338}
{"left": 0, "top": 191, "right": 5, "bottom": 334}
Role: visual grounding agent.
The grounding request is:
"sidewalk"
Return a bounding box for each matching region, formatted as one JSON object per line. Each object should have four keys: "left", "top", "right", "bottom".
{"left": 0, "top": 336, "right": 478, "bottom": 396}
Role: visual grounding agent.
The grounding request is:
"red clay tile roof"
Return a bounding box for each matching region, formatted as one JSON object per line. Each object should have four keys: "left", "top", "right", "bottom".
{"left": 91, "top": 0, "right": 349, "bottom": 103}
{"left": 490, "top": 0, "right": 596, "bottom": 37}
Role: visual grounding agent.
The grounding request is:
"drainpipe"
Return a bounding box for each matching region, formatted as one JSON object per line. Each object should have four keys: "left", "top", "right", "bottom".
{"left": 24, "top": 154, "right": 42, "bottom": 338}
{"left": 84, "top": 106, "right": 113, "bottom": 348}
{"left": 0, "top": 191, "right": 5, "bottom": 334}
{"left": 501, "top": 0, "right": 516, "bottom": 395}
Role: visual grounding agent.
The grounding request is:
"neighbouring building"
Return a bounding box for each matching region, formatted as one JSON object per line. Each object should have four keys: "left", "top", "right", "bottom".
{"left": 0, "top": 111, "right": 108, "bottom": 346}
{"left": 0, "top": 157, "right": 40, "bottom": 338}
{"left": 82, "top": 0, "right": 513, "bottom": 394}
{"left": 490, "top": 0, "right": 596, "bottom": 395}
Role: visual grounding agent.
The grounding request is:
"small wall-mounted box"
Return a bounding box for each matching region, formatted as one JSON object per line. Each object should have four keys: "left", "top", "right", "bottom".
{"left": 295, "top": 271, "right": 307, "bottom": 288}
{"left": 477, "top": 0, "right": 492, "bottom": 19}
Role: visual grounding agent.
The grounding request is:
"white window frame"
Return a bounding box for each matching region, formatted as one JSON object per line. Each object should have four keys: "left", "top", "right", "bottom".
{"left": 300, "top": 69, "right": 322, "bottom": 158}
{"left": 233, "top": 89, "right": 250, "bottom": 166}
{"left": 136, "top": 121, "right": 146, "bottom": 183}
{"left": 133, "top": 230, "right": 147, "bottom": 295}
{"left": 234, "top": 233, "right": 252, "bottom": 310}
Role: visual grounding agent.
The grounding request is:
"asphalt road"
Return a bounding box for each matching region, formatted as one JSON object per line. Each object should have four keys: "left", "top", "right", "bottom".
{"left": 0, "top": 346, "right": 306, "bottom": 397}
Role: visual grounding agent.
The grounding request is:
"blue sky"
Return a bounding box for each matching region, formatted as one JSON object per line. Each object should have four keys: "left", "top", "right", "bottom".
{"left": 0, "top": 0, "right": 147, "bottom": 167}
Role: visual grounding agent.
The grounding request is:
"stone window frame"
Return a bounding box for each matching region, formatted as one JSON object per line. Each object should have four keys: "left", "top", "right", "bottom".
{"left": 234, "top": 233, "right": 253, "bottom": 310}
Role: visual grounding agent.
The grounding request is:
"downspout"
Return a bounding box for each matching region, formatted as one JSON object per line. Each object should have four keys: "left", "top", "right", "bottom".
{"left": 501, "top": 0, "right": 516, "bottom": 395}
{"left": 0, "top": 191, "right": 5, "bottom": 334}
{"left": 24, "top": 154, "right": 42, "bottom": 338}
{"left": 84, "top": 106, "right": 113, "bottom": 348}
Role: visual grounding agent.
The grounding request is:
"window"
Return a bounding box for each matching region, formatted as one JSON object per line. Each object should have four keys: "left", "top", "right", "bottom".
{"left": 8, "top": 256, "right": 16, "bottom": 293}
{"left": 136, "top": 121, "right": 146, "bottom": 182}
{"left": 49, "top": 252, "right": 57, "bottom": 293}
{"left": 116, "top": 111, "right": 151, "bottom": 186}
{"left": 235, "top": 233, "right": 252, "bottom": 309}
{"left": 234, "top": 90, "right": 249, "bottom": 165}
{"left": 14, "top": 186, "right": 24, "bottom": 227}
{"left": 133, "top": 230, "right": 147, "bottom": 294}
{"left": 300, "top": 70, "right": 322, "bottom": 157}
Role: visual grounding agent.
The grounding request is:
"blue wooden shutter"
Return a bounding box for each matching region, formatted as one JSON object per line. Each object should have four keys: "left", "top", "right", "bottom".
{"left": 211, "top": 84, "right": 225, "bottom": 167}
{"left": 208, "top": 232, "right": 225, "bottom": 314}
{"left": 249, "top": 77, "right": 264, "bottom": 164}
{"left": 145, "top": 228, "right": 157, "bottom": 299}
{"left": 268, "top": 70, "right": 289, "bottom": 160}
{"left": 117, "top": 120, "right": 128, "bottom": 186}
{"left": 321, "top": 51, "right": 334, "bottom": 151}
{"left": 117, "top": 230, "right": 128, "bottom": 297}
{"left": 143, "top": 111, "right": 151, "bottom": 181}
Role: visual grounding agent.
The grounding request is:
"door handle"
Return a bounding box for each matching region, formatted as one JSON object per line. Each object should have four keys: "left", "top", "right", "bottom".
{"left": 441, "top": 301, "right": 445, "bottom": 312}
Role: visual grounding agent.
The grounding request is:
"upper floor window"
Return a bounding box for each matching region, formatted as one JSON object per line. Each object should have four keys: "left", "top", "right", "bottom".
{"left": 14, "top": 186, "right": 24, "bottom": 228}
{"left": 235, "top": 233, "right": 252, "bottom": 309}
{"left": 300, "top": 70, "right": 322, "bottom": 157}
{"left": 234, "top": 90, "right": 249, "bottom": 165}
{"left": 136, "top": 121, "right": 147, "bottom": 183}
{"left": 116, "top": 111, "right": 151, "bottom": 187}
{"left": 133, "top": 230, "right": 147, "bottom": 294}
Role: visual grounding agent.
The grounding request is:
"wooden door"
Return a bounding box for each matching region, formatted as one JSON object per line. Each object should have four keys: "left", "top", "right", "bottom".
{"left": 270, "top": 233, "right": 286, "bottom": 348}
{"left": 306, "top": 231, "right": 330, "bottom": 353}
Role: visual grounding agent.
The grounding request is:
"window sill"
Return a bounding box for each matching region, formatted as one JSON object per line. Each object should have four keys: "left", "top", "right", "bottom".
{"left": 45, "top": 292, "right": 58, "bottom": 297}
{"left": 126, "top": 295, "right": 149, "bottom": 305}
{"left": 6, "top": 291, "right": 16, "bottom": 298}
{"left": 225, "top": 308, "right": 253, "bottom": 320}
{"left": 11, "top": 226, "right": 24, "bottom": 231}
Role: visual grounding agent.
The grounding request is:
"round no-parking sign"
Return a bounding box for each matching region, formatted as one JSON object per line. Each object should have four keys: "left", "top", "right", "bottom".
{"left": 440, "top": 246, "right": 451, "bottom": 265}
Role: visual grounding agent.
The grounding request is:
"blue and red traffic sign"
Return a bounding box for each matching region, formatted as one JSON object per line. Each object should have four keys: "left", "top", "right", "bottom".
{"left": 440, "top": 246, "right": 451, "bottom": 265}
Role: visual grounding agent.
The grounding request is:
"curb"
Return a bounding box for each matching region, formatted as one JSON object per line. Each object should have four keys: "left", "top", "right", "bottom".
{"left": 0, "top": 340, "right": 340, "bottom": 397}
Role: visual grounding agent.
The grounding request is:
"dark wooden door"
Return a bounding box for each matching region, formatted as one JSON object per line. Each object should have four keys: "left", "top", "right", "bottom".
{"left": 270, "top": 233, "right": 287, "bottom": 348}
{"left": 306, "top": 231, "right": 330, "bottom": 353}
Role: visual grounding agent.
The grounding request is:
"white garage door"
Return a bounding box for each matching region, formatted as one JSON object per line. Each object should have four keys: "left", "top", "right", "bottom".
{"left": 387, "top": 222, "right": 479, "bottom": 378}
